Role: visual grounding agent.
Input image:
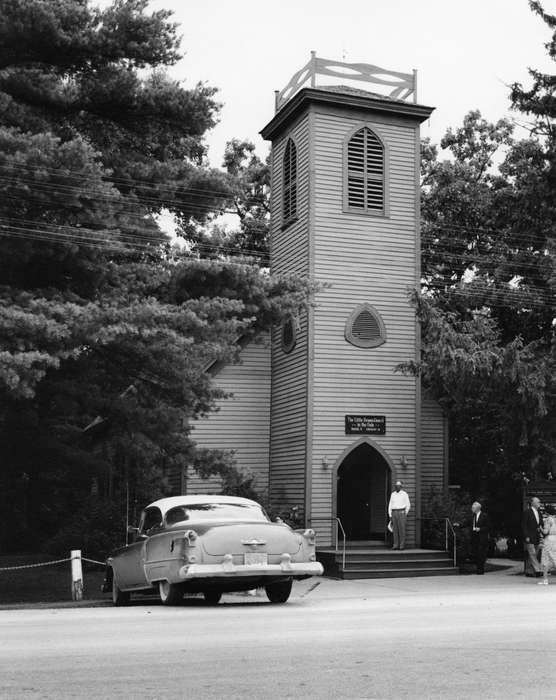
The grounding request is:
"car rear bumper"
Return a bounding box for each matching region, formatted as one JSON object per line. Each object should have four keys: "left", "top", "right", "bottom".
{"left": 178, "top": 558, "right": 324, "bottom": 580}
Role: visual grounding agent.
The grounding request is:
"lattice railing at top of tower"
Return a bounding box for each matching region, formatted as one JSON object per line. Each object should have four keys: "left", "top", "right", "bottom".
{"left": 274, "top": 52, "right": 417, "bottom": 112}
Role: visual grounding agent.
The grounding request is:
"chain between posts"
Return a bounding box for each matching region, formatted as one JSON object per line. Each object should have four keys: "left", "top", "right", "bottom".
{"left": 81, "top": 557, "right": 106, "bottom": 566}
{"left": 0, "top": 555, "right": 106, "bottom": 572}
{"left": 0, "top": 558, "right": 71, "bottom": 572}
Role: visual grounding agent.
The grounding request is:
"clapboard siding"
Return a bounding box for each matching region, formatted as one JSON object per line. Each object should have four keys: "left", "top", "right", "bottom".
{"left": 308, "top": 107, "right": 420, "bottom": 546}
{"left": 186, "top": 338, "right": 271, "bottom": 495}
{"left": 260, "top": 89, "right": 445, "bottom": 548}
{"left": 269, "top": 112, "right": 310, "bottom": 511}
{"left": 421, "top": 396, "right": 447, "bottom": 495}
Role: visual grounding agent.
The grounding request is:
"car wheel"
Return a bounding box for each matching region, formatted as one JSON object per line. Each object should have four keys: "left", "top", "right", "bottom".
{"left": 158, "top": 580, "right": 183, "bottom": 605}
{"left": 112, "top": 577, "right": 130, "bottom": 607}
{"left": 265, "top": 579, "right": 292, "bottom": 604}
{"left": 203, "top": 590, "right": 222, "bottom": 605}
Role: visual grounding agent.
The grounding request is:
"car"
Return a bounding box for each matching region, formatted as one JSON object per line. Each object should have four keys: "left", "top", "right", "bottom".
{"left": 102, "top": 494, "right": 324, "bottom": 605}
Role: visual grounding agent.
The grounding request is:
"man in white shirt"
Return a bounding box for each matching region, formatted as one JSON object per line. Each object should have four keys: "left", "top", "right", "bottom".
{"left": 388, "top": 481, "right": 411, "bottom": 550}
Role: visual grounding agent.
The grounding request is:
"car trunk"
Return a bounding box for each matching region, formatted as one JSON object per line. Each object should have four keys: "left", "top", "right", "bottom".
{"left": 200, "top": 523, "right": 301, "bottom": 556}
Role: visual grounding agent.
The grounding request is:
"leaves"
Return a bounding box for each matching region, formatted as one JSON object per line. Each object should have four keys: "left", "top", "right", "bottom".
{"left": 0, "top": 0, "right": 312, "bottom": 552}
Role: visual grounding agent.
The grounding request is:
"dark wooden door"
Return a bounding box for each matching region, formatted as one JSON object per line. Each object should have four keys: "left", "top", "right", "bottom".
{"left": 337, "top": 459, "right": 371, "bottom": 540}
{"left": 337, "top": 444, "right": 390, "bottom": 541}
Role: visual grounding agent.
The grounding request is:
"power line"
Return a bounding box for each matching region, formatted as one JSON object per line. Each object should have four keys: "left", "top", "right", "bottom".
{"left": 0, "top": 161, "right": 241, "bottom": 200}
{"left": 0, "top": 217, "right": 271, "bottom": 259}
{"left": 0, "top": 227, "right": 270, "bottom": 263}
{"left": 0, "top": 218, "right": 552, "bottom": 280}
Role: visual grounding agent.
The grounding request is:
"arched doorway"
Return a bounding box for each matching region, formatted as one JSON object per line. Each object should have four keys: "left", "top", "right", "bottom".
{"left": 336, "top": 441, "right": 391, "bottom": 541}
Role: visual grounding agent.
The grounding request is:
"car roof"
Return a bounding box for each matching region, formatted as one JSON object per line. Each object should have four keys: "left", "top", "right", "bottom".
{"left": 146, "top": 495, "right": 262, "bottom": 517}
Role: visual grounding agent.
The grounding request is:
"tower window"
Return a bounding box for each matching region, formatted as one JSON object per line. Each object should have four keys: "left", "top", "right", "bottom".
{"left": 345, "top": 304, "right": 386, "bottom": 348}
{"left": 283, "top": 138, "right": 297, "bottom": 226}
{"left": 345, "top": 127, "right": 385, "bottom": 215}
{"left": 281, "top": 315, "right": 297, "bottom": 353}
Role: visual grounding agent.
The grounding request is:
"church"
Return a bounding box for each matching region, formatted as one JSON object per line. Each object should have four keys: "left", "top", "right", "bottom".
{"left": 182, "top": 54, "right": 448, "bottom": 557}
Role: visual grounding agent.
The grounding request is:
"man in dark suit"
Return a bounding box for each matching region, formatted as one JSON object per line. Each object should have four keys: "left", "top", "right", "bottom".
{"left": 522, "top": 496, "right": 543, "bottom": 576}
{"left": 469, "top": 501, "right": 490, "bottom": 575}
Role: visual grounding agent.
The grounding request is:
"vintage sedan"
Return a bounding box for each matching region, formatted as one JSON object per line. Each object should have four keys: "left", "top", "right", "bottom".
{"left": 102, "top": 495, "right": 323, "bottom": 605}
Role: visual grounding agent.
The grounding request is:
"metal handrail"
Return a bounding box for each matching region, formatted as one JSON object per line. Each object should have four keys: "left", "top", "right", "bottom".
{"left": 445, "top": 518, "right": 457, "bottom": 567}
{"left": 418, "top": 516, "right": 458, "bottom": 567}
{"left": 309, "top": 517, "right": 347, "bottom": 570}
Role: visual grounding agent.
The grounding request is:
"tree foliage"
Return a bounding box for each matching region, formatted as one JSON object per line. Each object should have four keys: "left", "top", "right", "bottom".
{"left": 185, "top": 138, "right": 271, "bottom": 263}
{"left": 0, "top": 0, "right": 309, "bottom": 553}
{"left": 405, "top": 3, "right": 556, "bottom": 530}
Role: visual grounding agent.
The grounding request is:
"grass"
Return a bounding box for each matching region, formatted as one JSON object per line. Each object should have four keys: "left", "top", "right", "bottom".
{"left": 0, "top": 554, "right": 107, "bottom": 604}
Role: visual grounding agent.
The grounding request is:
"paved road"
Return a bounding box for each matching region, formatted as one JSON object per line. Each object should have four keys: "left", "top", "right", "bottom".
{"left": 1, "top": 570, "right": 555, "bottom": 699}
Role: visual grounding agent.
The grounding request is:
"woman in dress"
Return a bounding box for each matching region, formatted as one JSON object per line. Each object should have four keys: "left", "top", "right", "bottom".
{"left": 538, "top": 504, "right": 556, "bottom": 585}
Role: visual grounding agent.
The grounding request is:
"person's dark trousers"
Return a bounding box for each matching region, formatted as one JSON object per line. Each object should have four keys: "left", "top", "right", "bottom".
{"left": 524, "top": 543, "right": 542, "bottom": 575}
{"left": 471, "top": 533, "right": 488, "bottom": 574}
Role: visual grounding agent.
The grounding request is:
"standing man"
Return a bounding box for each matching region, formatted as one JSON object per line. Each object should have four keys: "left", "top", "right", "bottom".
{"left": 522, "top": 496, "right": 543, "bottom": 577}
{"left": 469, "top": 501, "right": 490, "bottom": 575}
{"left": 388, "top": 480, "right": 411, "bottom": 550}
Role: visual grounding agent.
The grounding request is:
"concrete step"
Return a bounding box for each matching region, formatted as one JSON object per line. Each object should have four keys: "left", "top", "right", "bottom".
{"left": 341, "top": 567, "right": 460, "bottom": 580}
{"left": 319, "top": 548, "right": 449, "bottom": 557}
{"left": 342, "top": 558, "right": 455, "bottom": 570}
{"left": 317, "top": 547, "right": 458, "bottom": 579}
{"left": 327, "top": 550, "right": 451, "bottom": 560}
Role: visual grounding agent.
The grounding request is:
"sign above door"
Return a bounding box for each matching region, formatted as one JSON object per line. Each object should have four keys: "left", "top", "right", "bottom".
{"left": 345, "top": 415, "right": 386, "bottom": 435}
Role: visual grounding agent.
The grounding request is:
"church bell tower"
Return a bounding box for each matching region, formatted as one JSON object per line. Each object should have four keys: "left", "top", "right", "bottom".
{"left": 261, "top": 54, "right": 435, "bottom": 548}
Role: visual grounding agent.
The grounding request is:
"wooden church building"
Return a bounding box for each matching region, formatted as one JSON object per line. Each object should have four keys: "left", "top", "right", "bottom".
{"left": 184, "top": 55, "right": 448, "bottom": 555}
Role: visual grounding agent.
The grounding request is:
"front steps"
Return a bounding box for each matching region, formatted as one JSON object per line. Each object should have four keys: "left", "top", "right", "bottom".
{"left": 318, "top": 545, "right": 459, "bottom": 579}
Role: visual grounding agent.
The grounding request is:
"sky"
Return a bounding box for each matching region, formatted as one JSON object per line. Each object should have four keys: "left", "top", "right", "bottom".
{"left": 144, "top": 0, "right": 556, "bottom": 166}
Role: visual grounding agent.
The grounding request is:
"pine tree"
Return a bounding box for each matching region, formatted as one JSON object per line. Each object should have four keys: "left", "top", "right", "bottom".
{"left": 0, "top": 0, "right": 310, "bottom": 552}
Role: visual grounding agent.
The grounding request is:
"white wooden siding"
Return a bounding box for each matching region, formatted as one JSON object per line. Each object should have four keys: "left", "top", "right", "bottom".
{"left": 186, "top": 337, "right": 271, "bottom": 496}
{"left": 421, "top": 395, "right": 447, "bottom": 496}
{"left": 308, "top": 107, "right": 420, "bottom": 546}
{"left": 269, "top": 113, "right": 310, "bottom": 511}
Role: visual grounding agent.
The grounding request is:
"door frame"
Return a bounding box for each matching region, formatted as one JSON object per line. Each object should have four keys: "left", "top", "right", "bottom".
{"left": 332, "top": 437, "right": 395, "bottom": 540}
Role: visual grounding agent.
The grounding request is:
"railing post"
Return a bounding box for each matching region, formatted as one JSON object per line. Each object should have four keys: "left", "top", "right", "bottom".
{"left": 445, "top": 519, "right": 448, "bottom": 552}
{"left": 71, "top": 549, "right": 83, "bottom": 601}
{"left": 310, "top": 50, "right": 317, "bottom": 87}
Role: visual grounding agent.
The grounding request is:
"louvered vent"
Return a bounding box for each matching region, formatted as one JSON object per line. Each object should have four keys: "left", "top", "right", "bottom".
{"left": 283, "top": 138, "right": 297, "bottom": 224}
{"left": 347, "top": 127, "right": 384, "bottom": 213}
{"left": 345, "top": 304, "right": 386, "bottom": 348}
{"left": 352, "top": 309, "right": 380, "bottom": 341}
{"left": 281, "top": 316, "right": 296, "bottom": 353}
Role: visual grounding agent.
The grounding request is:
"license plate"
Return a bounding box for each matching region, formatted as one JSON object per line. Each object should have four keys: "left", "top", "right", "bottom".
{"left": 244, "top": 552, "right": 268, "bottom": 566}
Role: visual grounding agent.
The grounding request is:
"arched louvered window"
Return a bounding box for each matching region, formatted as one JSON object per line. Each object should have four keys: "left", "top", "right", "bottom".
{"left": 345, "top": 304, "right": 386, "bottom": 348}
{"left": 281, "top": 315, "right": 297, "bottom": 354}
{"left": 345, "top": 127, "right": 385, "bottom": 215}
{"left": 283, "top": 138, "right": 297, "bottom": 225}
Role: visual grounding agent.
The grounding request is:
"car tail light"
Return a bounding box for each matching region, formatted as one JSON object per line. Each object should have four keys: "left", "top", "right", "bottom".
{"left": 185, "top": 530, "right": 197, "bottom": 545}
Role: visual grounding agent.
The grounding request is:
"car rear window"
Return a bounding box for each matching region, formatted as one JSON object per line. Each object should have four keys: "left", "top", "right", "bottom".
{"left": 165, "top": 503, "right": 269, "bottom": 525}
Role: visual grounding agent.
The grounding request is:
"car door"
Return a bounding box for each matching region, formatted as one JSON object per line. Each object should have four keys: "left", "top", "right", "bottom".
{"left": 115, "top": 507, "right": 163, "bottom": 589}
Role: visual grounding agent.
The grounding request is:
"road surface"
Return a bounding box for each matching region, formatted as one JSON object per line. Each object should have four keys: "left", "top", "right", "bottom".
{"left": 1, "top": 570, "right": 555, "bottom": 699}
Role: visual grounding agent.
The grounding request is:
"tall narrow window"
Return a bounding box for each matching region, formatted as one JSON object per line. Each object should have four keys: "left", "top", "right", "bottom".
{"left": 346, "top": 127, "right": 385, "bottom": 214}
{"left": 283, "top": 138, "right": 297, "bottom": 225}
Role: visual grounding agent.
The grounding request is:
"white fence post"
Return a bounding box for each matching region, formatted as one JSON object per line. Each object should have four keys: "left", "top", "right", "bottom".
{"left": 71, "top": 550, "right": 83, "bottom": 601}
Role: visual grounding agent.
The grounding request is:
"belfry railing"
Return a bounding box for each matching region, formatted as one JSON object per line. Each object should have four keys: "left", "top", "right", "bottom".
{"left": 275, "top": 51, "right": 417, "bottom": 112}
{"left": 309, "top": 516, "right": 346, "bottom": 570}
